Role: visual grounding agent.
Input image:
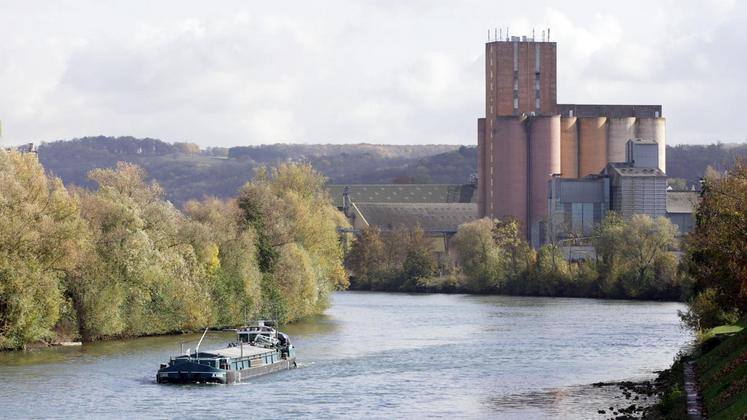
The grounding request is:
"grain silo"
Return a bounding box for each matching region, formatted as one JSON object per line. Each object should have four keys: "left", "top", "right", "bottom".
{"left": 560, "top": 117, "right": 579, "bottom": 178}
{"left": 608, "top": 117, "right": 636, "bottom": 163}
{"left": 578, "top": 117, "right": 608, "bottom": 176}
{"left": 529, "top": 115, "right": 561, "bottom": 230}
{"left": 493, "top": 115, "right": 528, "bottom": 228}
{"left": 636, "top": 118, "right": 666, "bottom": 172}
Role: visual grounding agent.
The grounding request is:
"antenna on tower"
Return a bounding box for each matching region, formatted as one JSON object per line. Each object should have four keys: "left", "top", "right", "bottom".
{"left": 548, "top": 27, "right": 551, "bottom": 41}
{"left": 494, "top": 28, "right": 497, "bottom": 41}
{"left": 507, "top": 27, "right": 510, "bottom": 41}
{"left": 499, "top": 28, "right": 502, "bottom": 41}
{"left": 488, "top": 29, "right": 491, "bottom": 41}
{"left": 532, "top": 28, "right": 535, "bottom": 39}
{"left": 542, "top": 29, "right": 545, "bottom": 42}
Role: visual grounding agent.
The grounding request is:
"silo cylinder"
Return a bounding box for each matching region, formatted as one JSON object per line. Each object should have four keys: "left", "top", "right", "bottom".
{"left": 637, "top": 118, "right": 666, "bottom": 173}
{"left": 493, "top": 116, "right": 528, "bottom": 228}
{"left": 529, "top": 115, "right": 561, "bottom": 228}
{"left": 560, "top": 117, "right": 578, "bottom": 178}
{"left": 578, "top": 117, "right": 608, "bottom": 176}
{"left": 608, "top": 117, "right": 636, "bottom": 164}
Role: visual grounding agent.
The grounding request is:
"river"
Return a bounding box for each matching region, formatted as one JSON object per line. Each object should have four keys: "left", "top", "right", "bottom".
{"left": 0, "top": 292, "right": 692, "bottom": 419}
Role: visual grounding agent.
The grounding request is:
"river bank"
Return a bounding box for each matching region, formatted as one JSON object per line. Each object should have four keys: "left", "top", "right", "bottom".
{"left": 348, "top": 276, "right": 684, "bottom": 303}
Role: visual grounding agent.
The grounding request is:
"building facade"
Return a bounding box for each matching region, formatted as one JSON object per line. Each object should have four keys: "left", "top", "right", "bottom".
{"left": 477, "top": 35, "right": 666, "bottom": 244}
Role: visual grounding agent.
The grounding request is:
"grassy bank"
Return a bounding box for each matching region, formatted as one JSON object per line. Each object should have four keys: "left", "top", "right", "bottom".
{"left": 651, "top": 324, "right": 747, "bottom": 418}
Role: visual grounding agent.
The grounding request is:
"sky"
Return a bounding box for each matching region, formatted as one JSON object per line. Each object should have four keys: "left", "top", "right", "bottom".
{"left": 0, "top": 0, "right": 745, "bottom": 147}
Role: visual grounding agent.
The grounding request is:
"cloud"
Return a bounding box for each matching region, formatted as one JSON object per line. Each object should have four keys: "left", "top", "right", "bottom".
{"left": 0, "top": 0, "right": 745, "bottom": 146}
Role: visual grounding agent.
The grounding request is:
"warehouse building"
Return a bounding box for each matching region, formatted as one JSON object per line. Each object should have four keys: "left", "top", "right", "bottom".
{"left": 326, "top": 183, "right": 477, "bottom": 258}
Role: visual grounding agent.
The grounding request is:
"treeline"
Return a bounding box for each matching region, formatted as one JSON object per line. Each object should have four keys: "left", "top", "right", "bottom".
{"left": 38, "top": 137, "right": 464, "bottom": 206}
{"left": 347, "top": 214, "right": 684, "bottom": 301}
{"left": 680, "top": 159, "right": 747, "bottom": 330}
{"left": 0, "top": 150, "right": 347, "bottom": 350}
{"left": 667, "top": 143, "right": 747, "bottom": 188}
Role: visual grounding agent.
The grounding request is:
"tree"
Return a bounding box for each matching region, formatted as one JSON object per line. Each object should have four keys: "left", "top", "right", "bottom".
{"left": 684, "top": 159, "right": 747, "bottom": 328}
{"left": 71, "top": 162, "right": 211, "bottom": 340}
{"left": 618, "top": 215, "right": 678, "bottom": 298}
{"left": 452, "top": 218, "right": 503, "bottom": 291}
{"left": 402, "top": 247, "right": 436, "bottom": 287}
{"left": 346, "top": 226, "right": 386, "bottom": 290}
{"left": 493, "top": 220, "right": 534, "bottom": 283}
{"left": 0, "top": 150, "right": 87, "bottom": 349}
{"left": 237, "top": 163, "right": 349, "bottom": 322}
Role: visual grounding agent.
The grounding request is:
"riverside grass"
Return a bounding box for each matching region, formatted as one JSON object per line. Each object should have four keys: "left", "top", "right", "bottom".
{"left": 696, "top": 326, "right": 747, "bottom": 419}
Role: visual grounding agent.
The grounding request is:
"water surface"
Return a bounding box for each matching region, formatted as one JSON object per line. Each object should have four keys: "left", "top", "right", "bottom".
{"left": 0, "top": 292, "right": 692, "bottom": 419}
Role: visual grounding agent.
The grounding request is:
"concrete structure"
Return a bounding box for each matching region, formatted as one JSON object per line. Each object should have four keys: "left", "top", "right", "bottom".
{"left": 605, "top": 164, "right": 667, "bottom": 219}
{"left": 547, "top": 139, "right": 687, "bottom": 243}
{"left": 547, "top": 175, "right": 609, "bottom": 240}
{"left": 666, "top": 191, "right": 700, "bottom": 235}
{"left": 626, "top": 139, "right": 659, "bottom": 169}
{"left": 477, "top": 34, "right": 666, "bottom": 242}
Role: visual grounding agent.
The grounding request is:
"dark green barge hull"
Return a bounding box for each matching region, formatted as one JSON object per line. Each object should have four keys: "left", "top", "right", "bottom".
{"left": 156, "top": 358, "right": 296, "bottom": 384}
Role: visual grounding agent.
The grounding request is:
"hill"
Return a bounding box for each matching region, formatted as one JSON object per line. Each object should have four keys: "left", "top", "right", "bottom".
{"left": 35, "top": 136, "right": 747, "bottom": 207}
{"left": 37, "top": 136, "right": 470, "bottom": 206}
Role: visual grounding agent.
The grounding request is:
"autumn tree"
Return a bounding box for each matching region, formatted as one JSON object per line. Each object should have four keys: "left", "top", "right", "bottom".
{"left": 0, "top": 150, "right": 87, "bottom": 349}
{"left": 238, "top": 163, "right": 348, "bottom": 322}
{"left": 346, "top": 226, "right": 386, "bottom": 290}
{"left": 70, "top": 162, "right": 211, "bottom": 340}
{"left": 452, "top": 218, "right": 503, "bottom": 291}
{"left": 684, "top": 159, "right": 747, "bottom": 328}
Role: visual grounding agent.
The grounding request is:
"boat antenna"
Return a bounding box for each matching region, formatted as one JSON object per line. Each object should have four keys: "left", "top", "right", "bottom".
{"left": 195, "top": 327, "right": 209, "bottom": 363}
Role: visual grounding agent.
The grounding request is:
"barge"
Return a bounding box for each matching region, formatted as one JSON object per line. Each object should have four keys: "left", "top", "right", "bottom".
{"left": 156, "top": 321, "right": 296, "bottom": 384}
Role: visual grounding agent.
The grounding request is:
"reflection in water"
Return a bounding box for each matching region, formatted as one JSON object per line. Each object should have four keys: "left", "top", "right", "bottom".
{"left": 0, "top": 292, "right": 691, "bottom": 419}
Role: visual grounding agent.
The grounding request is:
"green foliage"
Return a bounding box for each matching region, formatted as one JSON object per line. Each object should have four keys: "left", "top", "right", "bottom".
{"left": 0, "top": 150, "right": 86, "bottom": 349}
{"left": 347, "top": 213, "right": 683, "bottom": 300}
{"left": 346, "top": 224, "right": 438, "bottom": 292}
{"left": 346, "top": 226, "right": 386, "bottom": 290}
{"left": 452, "top": 219, "right": 504, "bottom": 291}
{"left": 237, "top": 163, "right": 349, "bottom": 322}
{"left": 0, "top": 156, "right": 348, "bottom": 349}
{"left": 684, "top": 159, "right": 747, "bottom": 330}
{"left": 690, "top": 327, "right": 747, "bottom": 419}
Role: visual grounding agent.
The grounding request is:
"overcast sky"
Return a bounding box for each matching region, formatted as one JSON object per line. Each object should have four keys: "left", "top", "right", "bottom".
{"left": 0, "top": 0, "right": 744, "bottom": 147}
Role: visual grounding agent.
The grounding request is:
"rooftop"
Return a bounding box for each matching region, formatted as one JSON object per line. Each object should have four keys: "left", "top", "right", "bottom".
{"left": 607, "top": 163, "right": 665, "bottom": 178}
{"left": 353, "top": 202, "right": 477, "bottom": 233}
{"left": 667, "top": 191, "right": 700, "bottom": 214}
{"left": 326, "top": 184, "right": 475, "bottom": 208}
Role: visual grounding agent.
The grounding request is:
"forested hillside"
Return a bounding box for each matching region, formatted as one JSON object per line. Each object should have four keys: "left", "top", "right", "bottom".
{"left": 36, "top": 136, "right": 747, "bottom": 206}
{"left": 38, "top": 137, "right": 468, "bottom": 206}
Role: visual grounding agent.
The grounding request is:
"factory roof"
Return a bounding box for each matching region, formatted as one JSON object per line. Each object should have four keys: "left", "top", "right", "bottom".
{"left": 606, "top": 163, "right": 665, "bottom": 178}
{"left": 352, "top": 202, "right": 477, "bottom": 233}
{"left": 667, "top": 191, "right": 700, "bottom": 214}
{"left": 326, "top": 184, "right": 475, "bottom": 208}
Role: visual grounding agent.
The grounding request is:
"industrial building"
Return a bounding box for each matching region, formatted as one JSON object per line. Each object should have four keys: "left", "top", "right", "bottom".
{"left": 547, "top": 139, "right": 693, "bottom": 243}
{"left": 327, "top": 184, "right": 477, "bottom": 259}
{"left": 476, "top": 33, "right": 666, "bottom": 246}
